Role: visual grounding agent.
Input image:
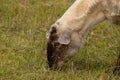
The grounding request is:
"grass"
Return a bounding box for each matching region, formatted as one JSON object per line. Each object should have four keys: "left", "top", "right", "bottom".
{"left": 0, "top": 0, "right": 120, "bottom": 80}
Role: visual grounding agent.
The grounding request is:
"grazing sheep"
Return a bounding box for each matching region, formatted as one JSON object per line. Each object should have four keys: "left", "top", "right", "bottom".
{"left": 46, "top": 0, "right": 120, "bottom": 75}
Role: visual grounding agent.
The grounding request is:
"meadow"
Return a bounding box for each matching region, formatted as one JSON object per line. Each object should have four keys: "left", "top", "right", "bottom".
{"left": 0, "top": 0, "right": 120, "bottom": 80}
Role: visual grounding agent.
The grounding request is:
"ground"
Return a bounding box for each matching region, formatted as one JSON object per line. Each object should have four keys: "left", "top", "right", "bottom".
{"left": 0, "top": 0, "right": 120, "bottom": 80}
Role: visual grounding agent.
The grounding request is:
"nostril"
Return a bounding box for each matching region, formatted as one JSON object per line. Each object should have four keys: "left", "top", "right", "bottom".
{"left": 48, "top": 63, "right": 52, "bottom": 68}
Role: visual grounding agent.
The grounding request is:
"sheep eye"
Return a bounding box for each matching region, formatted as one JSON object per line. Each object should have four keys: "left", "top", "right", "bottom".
{"left": 55, "top": 42, "right": 60, "bottom": 47}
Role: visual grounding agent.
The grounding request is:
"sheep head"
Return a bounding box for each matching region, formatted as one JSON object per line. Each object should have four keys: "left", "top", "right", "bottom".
{"left": 46, "top": 22, "right": 81, "bottom": 68}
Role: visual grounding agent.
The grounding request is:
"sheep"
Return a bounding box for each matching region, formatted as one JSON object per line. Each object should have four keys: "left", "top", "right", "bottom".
{"left": 46, "top": 0, "right": 120, "bottom": 75}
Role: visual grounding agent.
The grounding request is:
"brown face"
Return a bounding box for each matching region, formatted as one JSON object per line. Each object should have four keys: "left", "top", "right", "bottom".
{"left": 46, "top": 24, "right": 81, "bottom": 68}
{"left": 47, "top": 40, "right": 69, "bottom": 68}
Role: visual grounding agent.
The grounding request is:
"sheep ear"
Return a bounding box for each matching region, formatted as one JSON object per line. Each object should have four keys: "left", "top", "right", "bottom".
{"left": 58, "top": 32, "right": 70, "bottom": 45}
{"left": 46, "top": 32, "right": 50, "bottom": 41}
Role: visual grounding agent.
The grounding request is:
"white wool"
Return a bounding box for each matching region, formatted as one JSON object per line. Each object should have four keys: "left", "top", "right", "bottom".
{"left": 57, "top": 0, "right": 120, "bottom": 31}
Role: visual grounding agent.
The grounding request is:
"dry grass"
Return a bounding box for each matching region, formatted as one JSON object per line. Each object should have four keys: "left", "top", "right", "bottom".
{"left": 0, "top": 0, "right": 120, "bottom": 80}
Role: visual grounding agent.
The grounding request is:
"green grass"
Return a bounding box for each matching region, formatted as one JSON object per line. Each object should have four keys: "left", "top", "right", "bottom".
{"left": 0, "top": 0, "right": 120, "bottom": 80}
